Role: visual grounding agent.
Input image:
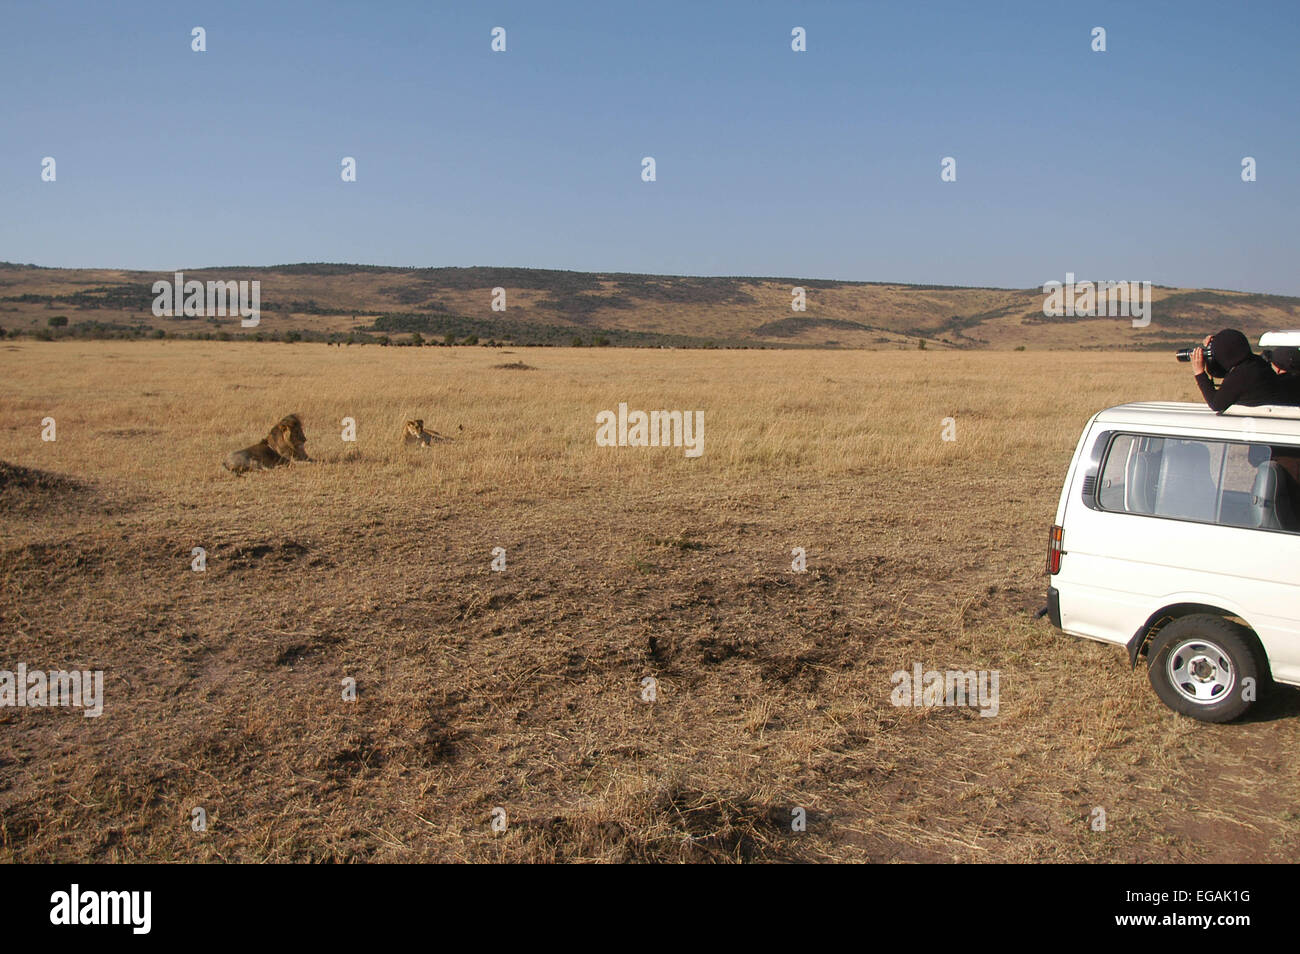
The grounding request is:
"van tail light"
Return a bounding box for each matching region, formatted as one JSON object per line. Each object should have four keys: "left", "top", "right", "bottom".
{"left": 1046, "top": 525, "right": 1065, "bottom": 574}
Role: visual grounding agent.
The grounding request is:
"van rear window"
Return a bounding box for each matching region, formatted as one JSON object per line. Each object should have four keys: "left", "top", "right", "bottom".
{"left": 1096, "top": 433, "right": 1300, "bottom": 532}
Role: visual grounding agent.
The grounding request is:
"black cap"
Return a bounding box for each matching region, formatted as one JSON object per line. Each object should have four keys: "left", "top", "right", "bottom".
{"left": 1264, "top": 345, "right": 1300, "bottom": 373}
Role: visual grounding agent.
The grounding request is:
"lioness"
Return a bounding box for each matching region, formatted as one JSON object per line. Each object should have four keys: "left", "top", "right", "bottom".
{"left": 403, "top": 419, "right": 454, "bottom": 447}
{"left": 403, "top": 419, "right": 434, "bottom": 447}
{"left": 223, "top": 414, "right": 310, "bottom": 473}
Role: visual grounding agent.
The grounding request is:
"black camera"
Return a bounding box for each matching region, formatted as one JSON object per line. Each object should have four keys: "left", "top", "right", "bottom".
{"left": 1176, "top": 342, "right": 1225, "bottom": 376}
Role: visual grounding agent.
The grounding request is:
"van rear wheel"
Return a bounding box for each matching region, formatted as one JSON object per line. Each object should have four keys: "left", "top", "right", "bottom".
{"left": 1147, "top": 615, "right": 1263, "bottom": 723}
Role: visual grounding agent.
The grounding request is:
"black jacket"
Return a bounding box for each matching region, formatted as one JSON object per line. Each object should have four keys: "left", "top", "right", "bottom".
{"left": 1269, "top": 371, "right": 1300, "bottom": 407}
{"left": 1195, "top": 354, "right": 1277, "bottom": 413}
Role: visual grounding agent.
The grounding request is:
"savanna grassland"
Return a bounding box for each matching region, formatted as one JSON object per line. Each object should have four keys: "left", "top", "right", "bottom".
{"left": 1, "top": 340, "right": 1298, "bottom": 862}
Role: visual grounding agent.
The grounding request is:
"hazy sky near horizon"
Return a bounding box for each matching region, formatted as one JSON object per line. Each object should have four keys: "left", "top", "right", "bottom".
{"left": 2, "top": 0, "right": 1298, "bottom": 294}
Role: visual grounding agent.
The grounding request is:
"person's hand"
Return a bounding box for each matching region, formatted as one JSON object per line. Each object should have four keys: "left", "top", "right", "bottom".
{"left": 1192, "top": 346, "right": 1207, "bottom": 375}
{"left": 1203, "top": 334, "right": 1214, "bottom": 347}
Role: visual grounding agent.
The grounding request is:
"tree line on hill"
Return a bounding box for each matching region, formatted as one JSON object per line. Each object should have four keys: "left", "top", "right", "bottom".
{"left": 0, "top": 312, "right": 758, "bottom": 349}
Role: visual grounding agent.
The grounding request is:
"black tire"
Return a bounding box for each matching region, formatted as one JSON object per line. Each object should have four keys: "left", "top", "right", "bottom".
{"left": 1147, "top": 615, "right": 1266, "bottom": 723}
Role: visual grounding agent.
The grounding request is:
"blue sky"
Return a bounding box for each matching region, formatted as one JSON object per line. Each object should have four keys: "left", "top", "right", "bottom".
{"left": 2, "top": 0, "right": 1298, "bottom": 293}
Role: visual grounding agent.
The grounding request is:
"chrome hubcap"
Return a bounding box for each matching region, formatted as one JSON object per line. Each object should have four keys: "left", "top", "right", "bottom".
{"left": 1167, "top": 639, "right": 1235, "bottom": 705}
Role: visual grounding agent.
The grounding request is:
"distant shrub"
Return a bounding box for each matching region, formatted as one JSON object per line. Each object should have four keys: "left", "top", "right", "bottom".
{"left": 48, "top": 315, "right": 68, "bottom": 328}
{"left": 463, "top": 334, "right": 479, "bottom": 346}
{"left": 285, "top": 330, "right": 302, "bottom": 343}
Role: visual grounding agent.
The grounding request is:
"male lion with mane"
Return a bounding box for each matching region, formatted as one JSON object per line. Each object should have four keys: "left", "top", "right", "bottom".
{"left": 223, "top": 414, "right": 310, "bottom": 473}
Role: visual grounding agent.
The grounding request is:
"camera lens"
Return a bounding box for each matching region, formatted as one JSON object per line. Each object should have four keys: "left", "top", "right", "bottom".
{"left": 1175, "top": 348, "right": 1194, "bottom": 362}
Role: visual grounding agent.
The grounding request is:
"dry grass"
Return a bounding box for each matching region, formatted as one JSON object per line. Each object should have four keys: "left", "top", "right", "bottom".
{"left": 1, "top": 340, "right": 1298, "bottom": 862}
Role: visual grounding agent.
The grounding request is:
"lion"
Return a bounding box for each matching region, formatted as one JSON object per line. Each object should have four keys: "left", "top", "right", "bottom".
{"left": 223, "top": 414, "right": 310, "bottom": 473}
{"left": 403, "top": 419, "right": 433, "bottom": 447}
{"left": 403, "top": 419, "right": 454, "bottom": 447}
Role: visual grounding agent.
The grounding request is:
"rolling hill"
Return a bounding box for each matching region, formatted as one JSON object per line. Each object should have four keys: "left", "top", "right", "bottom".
{"left": 2, "top": 262, "right": 1297, "bottom": 349}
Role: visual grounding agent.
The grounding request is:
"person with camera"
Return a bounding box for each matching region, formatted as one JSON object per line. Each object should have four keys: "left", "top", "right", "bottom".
{"left": 1263, "top": 345, "right": 1300, "bottom": 405}
{"left": 1187, "top": 328, "right": 1277, "bottom": 412}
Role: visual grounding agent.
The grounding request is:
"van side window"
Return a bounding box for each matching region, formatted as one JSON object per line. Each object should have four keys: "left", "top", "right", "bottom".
{"left": 1096, "top": 434, "right": 1300, "bottom": 533}
{"left": 1097, "top": 434, "right": 1168, "bottom": 515}
{"left": 1219, "top": 444, "right": 1268, "bottom": 527}
{"left": 1098, "top": 434, "right": 1139, "bottom": 511}
{"left": 1153, "top": 439, "right": 1222, "bottom": 521}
